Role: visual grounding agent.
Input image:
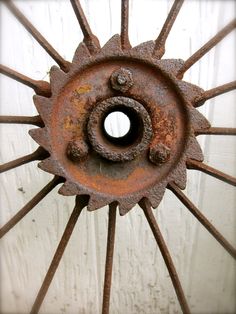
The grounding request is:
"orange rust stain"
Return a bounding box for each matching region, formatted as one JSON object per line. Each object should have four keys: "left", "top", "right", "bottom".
{"left": 165, "top": 134, "right": 172, "bottom": 144}
{"left": 64, "top": 116, "right": 74, "bottom": 130}
{"left": 63, "top": 115, "right": 84, "bottom": 136}
{"left": 75, "top": 85, "right": 92, "bottom": 94}
{"left": 75, "top": 167, "right": 151, "bottom": 196}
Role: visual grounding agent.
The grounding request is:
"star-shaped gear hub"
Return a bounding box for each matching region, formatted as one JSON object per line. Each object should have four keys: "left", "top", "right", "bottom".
{"left": 30, "top": 36, "right": 210, "bottom": 215}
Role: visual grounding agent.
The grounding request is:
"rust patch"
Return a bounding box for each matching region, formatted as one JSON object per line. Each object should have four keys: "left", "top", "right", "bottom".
{"left": 75, "top": 84, "right": 92, "bottom": 95}
{"left": 63, "top": 116, "right": 74, "bottom": 130}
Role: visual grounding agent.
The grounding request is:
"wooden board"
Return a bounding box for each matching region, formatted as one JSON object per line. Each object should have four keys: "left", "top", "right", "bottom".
{"left": 0, "top": 1, "right": 235, "bottom": 313}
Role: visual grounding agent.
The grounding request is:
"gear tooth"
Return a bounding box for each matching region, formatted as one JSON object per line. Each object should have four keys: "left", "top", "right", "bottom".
{"left": 173, "top": 168, "right": 187, "bottom": 189}
{"left": 100, "top": 35, "right": 122, "bottom": 55}
{"left": 131, "top": 40, "right": 155, "bottom": 56}
{"left": 33, "top": 94, "right": 50, "bottom": 108}
{"left": 59, "top": 181, "right": 89, "bottom": 196}
{"left": 148, "top": 197, "right": 164, "bottom": 210}
{"left": 186, "top": 136, "right": 204, "bottom": 161}
{"left": 147, "top": 185, "right": 166, "bottom": 209}
{"left": 38, "top": 157, "right": 62, "bottom": 176}
{"left": 169, "top": 160, "right": 187, "bottom": 189}
{"left": 177, "top": 81, "right": 204, "bottom": 104}
{"left": 50, "top": 65, "right": 67, "bottom": 93}
{"left": 29, "top": 128, "right": 51, "bottom": 152}
{"left": 59, "top": 181, "right": 80, "bottom": 196}
{"left": 87, "top": 196, "right": 109, "bottom": 211}
{"left": 189, "top": 107, "right": 211, "bottom": 131}
{"left": 157, "top": 59, "right": 185, "bottom": 76}
{"left": 118, "top": 199, "right": 136, "bottom": 216}
{"left": 33, "top": 95, "right": 52, "bottom": 125}
{"left": 72, "top": 42, "right": 91, "bottom": 65}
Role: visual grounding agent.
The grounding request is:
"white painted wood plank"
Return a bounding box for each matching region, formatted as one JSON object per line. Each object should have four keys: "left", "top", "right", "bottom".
{"left": 0, "top": 1, "right": 235, "bottom": 313}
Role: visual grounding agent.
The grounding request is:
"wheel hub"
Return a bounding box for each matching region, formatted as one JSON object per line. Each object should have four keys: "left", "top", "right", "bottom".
{"left": 30, "top": 36, "right": 210, "bottom": 214}
{"left": 87, "top": 96, "right": 153, "bottom": 162}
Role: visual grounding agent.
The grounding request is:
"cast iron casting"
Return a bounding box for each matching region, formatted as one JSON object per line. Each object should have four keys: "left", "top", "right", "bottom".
{"left": 0, "top": 1, "right": 236, "bottom": 313}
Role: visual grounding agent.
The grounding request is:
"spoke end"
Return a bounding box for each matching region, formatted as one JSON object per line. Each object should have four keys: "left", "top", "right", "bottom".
{"left": 152, "top": 46, "right": 165, "bottom": 59}
{"left": 34, "top": 80, "right": 51, "bottom": 97}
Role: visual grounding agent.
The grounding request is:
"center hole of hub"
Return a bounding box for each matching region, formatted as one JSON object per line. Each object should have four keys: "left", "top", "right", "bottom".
{"left": 102, "top": 106, "right": 144, "bottom": 147}
{"left": 104, "top": 111, "right": 131, "bottom": 138}
{"left": 87, "top": 97, "right": 153, "bottom": 161}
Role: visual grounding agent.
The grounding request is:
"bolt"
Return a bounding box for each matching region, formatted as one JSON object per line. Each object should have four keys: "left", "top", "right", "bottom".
{"left": 66, "top": 140, "right": 88, "bottom": 162}
{"left": 117, "top": 74, "right": 127, "bottom": 85}
{"left": 110, "top": 68, "right": 133, "bottom": 92}
{"left": 149, "top": 143, "right": 171, "bottom": 165}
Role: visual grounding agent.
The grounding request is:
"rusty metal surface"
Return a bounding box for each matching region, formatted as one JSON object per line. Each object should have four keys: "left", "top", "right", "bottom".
{"left": 87, "top": 96, "right": 153, "bottom": 162}
{"left": 139, "top": 198, "right": 191, "bottom": 314}
{"left": 153, "top": 0, "right": 184, "bottom": 59}
{"left": 0, "top": 115, "right": 43, "bottom": 126}
{"left": 121, "top": 0, "right": 131, "bottom": 50}
{"left": 0, "top": 146, "right": 49, "bottom": 174}
{"left": 195, "top": 127, "right": 236, "bottom": 136}
{"left": 70, "top": 0, "right": 100, "bottom": 55}
{"left": 1, "top": 1, "right": 236, "bottom": 313}
{"left": 102, "top": 203, "right": 117, "bottom": 314}
{"left": 0, "top": 64, "right": 51, "bottom": 97}
{"left": 30, "top": 195, "right": 89, "bottom": 314}
{"left": 30, "top": 37, "right": 210, "bottom": 215}
{"left": 177, "top": 19, "right": 236, "bottom": 79}
{"left": 187, "top": 159, "right": 236, "bottom": 186}
{"left": 194, "top": 80, "right": 236, "bottom": 107}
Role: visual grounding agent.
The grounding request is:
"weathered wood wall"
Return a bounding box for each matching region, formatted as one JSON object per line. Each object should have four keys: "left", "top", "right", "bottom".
{"left": 0, "top": 0, "right": 235, "bottom": 313}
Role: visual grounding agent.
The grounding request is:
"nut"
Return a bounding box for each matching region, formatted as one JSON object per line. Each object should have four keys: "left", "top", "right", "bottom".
{"left": 110, "top": 67, "right": 133, "bottom": 92}
{"left": 149, "top": 143, "right": 171, "bottom": 165}
{"left": 66, "top": 140, "right": 88, "bottom": 162}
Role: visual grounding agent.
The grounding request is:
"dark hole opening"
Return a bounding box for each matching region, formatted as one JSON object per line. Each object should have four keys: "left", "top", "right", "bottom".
{"left": 102, "top": 106, "right": 144, "bottom": 147}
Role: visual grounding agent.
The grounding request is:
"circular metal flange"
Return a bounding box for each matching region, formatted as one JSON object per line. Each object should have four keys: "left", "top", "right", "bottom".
{"left": 87, "top": 96, "right": 153, "bottom": 162}
{"left": 30, "top": 36, "right": 210, "bottom": 213}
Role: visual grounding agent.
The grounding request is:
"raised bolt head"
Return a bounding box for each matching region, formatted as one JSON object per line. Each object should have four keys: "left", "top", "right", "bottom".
{"left": 117, "top": 74, "right": 127, "bottom": 85}
{"left": 66, "top": 140, "right": 88, "bottom": 162}
{"left": 149, "top": 143, "right": 171, "bottom": 165}
{"left": 110, "top": 68, "right": 133, "bottom": 92}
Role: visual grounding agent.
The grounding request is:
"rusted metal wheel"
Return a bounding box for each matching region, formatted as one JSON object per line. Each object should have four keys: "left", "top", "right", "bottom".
{"left": 0, "top": 1, "right": 235, "bottom": 313}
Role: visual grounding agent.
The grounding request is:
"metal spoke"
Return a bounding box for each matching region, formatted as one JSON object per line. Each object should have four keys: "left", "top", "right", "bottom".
{"left": 102, "top": 203, "right": 117, "bottom": 314}
{"left": 0, "top": 64, "right": 51, "bottom": 97}
{"left": 121, "top": 0, "right": 131, "bottom": 50}
{"left": 168, "top": 183, "right": 236, "bottom": 259}
{"left": 70, "top": 0, "right": 100, "bottom": 55}
{"left": 0, "top": 115, "right": 43, "bottom": 127}
{"left": 30, "top": 195, "right": 89, "bottom": 314}
{"left": 0, "top": 147, "right": 49, "bottom": 174}
{"left": 187, "top": 159, "right": 236, "bottom": 187}
{"left": 195, "top": 127, "right": 236, "bottom": 136}
{"left": 5, "top": 1, "right": 70, "bottom": 72}
{"left": 139, "top": 199, "right": 191, "bottom": 314}
{"left": 153, "top": 0, "right": 184, "bottom": 58}
{"left": 0, "top": 176, "right": 62, "bottom": 238}
{"left": 195, "top": 81, "right": 236, "bottom": 107}
{"left": 177, "top": 19, "right": 236, "bottom": 78}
